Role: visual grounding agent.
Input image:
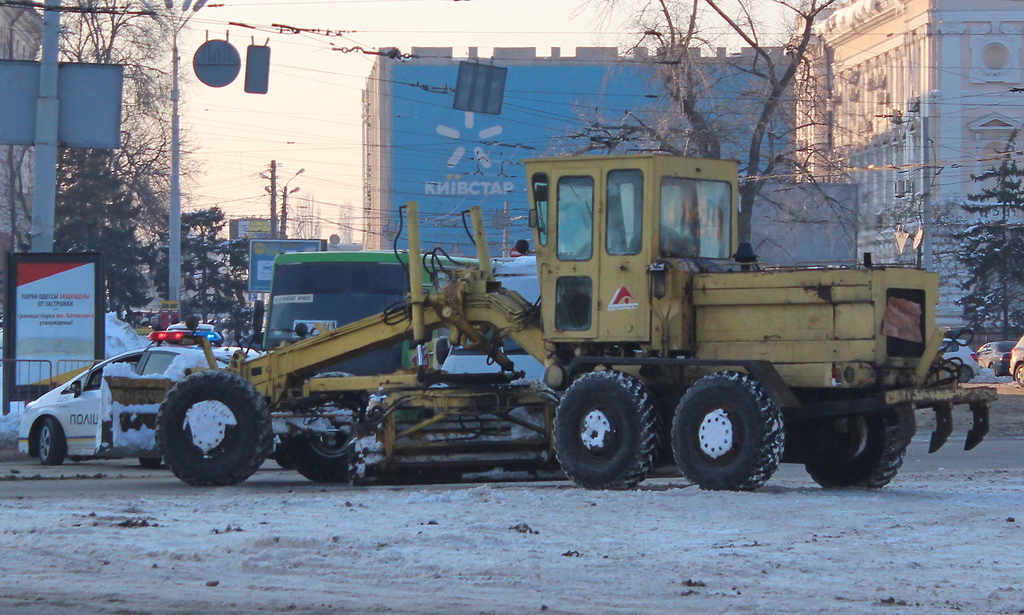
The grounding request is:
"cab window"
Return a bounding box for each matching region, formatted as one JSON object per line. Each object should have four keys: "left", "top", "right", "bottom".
{"left": 606, "top": 169, "right": 643, "bottom": 255}
{"left": 557, "top": 176, "right": 594, "bottom": 261}
{"left": 660, "top": 177, "right": 731, "bottom": 259}
{"left": 555, "top": 276, "right": 592, "bottom": 330}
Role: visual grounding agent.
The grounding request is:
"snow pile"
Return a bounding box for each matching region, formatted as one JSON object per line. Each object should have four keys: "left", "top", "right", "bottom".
{"left": 98, "top": 362, "right": 163, "bottom": 455}
{"left": 971, "top": 366, "right": 1013, "bottom": 384}
{"left": 0, "top": 409, "right": 19, "bottom": 448}
{"left": 96, "top": 348, "right": 213, "bottom": 455}
{"left": 105, "top": 312, "right": 149, "bottom": 357}
{"left": 164, "top": 351, "right": 213, "bottom": 380}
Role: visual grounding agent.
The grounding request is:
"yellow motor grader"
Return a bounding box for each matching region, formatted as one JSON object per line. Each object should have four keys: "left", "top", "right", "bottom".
{"left": 137, "top": 153, "right": 994, "bottom": 490}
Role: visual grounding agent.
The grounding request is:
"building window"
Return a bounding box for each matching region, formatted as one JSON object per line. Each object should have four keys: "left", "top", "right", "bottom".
{"left": 983, "top": 43, "right": 1010, "bottom": 70}
{"left": 971, "top": 35, "right": 1021, "bottom": 84}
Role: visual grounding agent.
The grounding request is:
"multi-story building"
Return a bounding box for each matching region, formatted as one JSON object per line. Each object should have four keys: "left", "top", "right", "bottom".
{"left": 0, "top": 5, "right": 42, "bottom": 257}
{"left": 806, "top": 0, "right": 1024, "bottom": 320}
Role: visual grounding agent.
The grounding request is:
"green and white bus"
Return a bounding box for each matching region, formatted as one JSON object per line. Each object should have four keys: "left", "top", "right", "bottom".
{"left": 263, "top": 250, "right": 472, "bottom": 374}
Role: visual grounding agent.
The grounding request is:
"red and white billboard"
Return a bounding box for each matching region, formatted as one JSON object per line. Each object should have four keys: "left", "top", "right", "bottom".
{"left": 3, "top": 253, "right": 104, "bottom": 409}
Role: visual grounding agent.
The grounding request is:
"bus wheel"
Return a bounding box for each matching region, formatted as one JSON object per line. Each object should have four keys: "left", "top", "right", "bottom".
{"left": 156, "top": 371, "right": 272, "bottom": 486}
{"left": 138, "top": 457, "right": 163, "bottom": 469}
{"left": 282, "top": 428, "right": 353, "bottom": 483}
{"left": 554, "top": 370, "right": 658, "bottom": 490}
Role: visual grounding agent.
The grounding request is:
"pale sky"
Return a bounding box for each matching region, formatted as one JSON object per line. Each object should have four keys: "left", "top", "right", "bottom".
{"left": 173, "top": 0, "right": 778, "bottom": 240}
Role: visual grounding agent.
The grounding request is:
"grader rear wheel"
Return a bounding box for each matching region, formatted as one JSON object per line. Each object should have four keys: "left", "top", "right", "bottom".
{"left": 803, "top": 412, "right": 906, "bottom": 489}
{"left": 672, "top": 371, "right": 784, "bottom": 491}
{"left": 156, "top": 371, "right": 272, "bottom": 486}
{"left": 554, "top": 371, "right": 658, "bottom": 490}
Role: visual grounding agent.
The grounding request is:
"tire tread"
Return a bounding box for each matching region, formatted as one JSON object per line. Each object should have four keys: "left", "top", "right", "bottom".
{"left": 156, "top": 370, "right": 272, "bottom": 486}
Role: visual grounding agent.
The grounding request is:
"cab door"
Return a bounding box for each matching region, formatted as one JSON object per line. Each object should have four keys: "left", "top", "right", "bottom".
{"left": 539, "top": 166, "right": 602, "bottom": 340}
{"left": 595, "top": 168, "right": 649, "bottom": 342}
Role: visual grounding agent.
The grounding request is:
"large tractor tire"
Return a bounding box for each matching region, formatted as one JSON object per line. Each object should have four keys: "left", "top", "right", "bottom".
{"left": 672, "top": 371, "right": 784, "bottom": 491}
{"left": 554, "top": 370, "right": 658, "bottom": 490}
{"left": 155, "top": 370, "right": 272, "bottom": 486}
{"left": 803, "top": 412, "right": 906, "bottom": 488}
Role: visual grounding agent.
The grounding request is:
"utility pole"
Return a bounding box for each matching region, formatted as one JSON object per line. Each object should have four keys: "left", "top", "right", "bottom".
{"left": 921, "top": 106, "right": 933, "bottom": 271}
{"left": 280, "top": 167, "right": 304, "bottom": 239}
{"left": 267, "top": 160, "right": 278, "bottom": 237}
{"left": 281, "top": 188, "right": 289, "bottom": 238}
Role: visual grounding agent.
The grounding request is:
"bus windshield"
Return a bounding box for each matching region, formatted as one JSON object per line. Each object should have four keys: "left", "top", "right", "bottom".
{"left": 265, "top": 258, "right": 410, "bottom": 374}
{"left": 264, "top": 251, "right": 475, "bottom": 375}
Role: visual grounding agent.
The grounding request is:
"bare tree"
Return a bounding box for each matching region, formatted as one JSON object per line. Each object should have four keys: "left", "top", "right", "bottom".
{"left": 58, "top": 0, "right": 178, "bottom": 241}
{"left": 583, "top": 0, "right": 843, "bottom": 242}
{"left": 2, "top": 145, "right": 32, "bottom": 250}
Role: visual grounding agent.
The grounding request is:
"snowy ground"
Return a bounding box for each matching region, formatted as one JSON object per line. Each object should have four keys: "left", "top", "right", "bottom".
{"left": 0, "top": 318, "right": 1021, "bottom": 613}
{"left": 0, "top": 464, "right": 1021, "bottom": 614}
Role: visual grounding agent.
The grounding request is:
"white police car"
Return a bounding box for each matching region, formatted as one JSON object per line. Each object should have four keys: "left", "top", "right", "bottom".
{"left": 18, "top": 329, "right": 253, "bottom": 466}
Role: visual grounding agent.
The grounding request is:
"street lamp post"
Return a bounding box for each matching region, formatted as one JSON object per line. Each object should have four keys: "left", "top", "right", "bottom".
{"left": 280, "top": 168, "right": 304, "bottom": 238}
{"left": 144, "top": 0, "right": 209, "bottom": 302}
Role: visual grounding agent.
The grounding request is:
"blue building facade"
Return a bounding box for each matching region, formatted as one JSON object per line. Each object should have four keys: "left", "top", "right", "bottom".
{"left": 365, "top": 47, "right": 666, "bottom": 255}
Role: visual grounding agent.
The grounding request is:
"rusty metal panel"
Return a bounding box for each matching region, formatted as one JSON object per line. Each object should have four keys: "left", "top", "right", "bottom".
{"left": 104, "top": 376, "right": 172, "bottom": 406}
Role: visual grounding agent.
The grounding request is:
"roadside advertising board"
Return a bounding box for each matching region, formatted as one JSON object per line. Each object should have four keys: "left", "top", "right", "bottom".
{"left": 248, "top": 239, "right": 323, "bottom": 293}
{"left": 2, "top": 253, "right": 104, "bottom": 413}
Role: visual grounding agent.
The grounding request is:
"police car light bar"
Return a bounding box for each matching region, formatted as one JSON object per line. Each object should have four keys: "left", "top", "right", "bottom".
{"left": 148, "top": 330, "right": 191, "bottom": 344}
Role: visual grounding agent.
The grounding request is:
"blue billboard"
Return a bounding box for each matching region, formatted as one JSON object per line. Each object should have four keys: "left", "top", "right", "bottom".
{"left": 389, "top": 61, "right": 663, "bottom": 255}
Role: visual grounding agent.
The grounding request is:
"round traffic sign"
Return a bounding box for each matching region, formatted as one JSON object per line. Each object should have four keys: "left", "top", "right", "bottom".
{"left": 193, "top": 40, "right": 241, "bottom": 88}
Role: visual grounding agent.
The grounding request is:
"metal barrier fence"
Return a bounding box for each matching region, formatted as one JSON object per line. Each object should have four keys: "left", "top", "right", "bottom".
{"left": 2, "top": 358, "right": 52, "bottom": 415}
{"left": 1, "top": 358, "right": 99, "bottom": 415}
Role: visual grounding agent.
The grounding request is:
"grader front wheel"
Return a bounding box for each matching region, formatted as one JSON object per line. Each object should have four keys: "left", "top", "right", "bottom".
{"left": 553, "top": 371, "right": 659, "bottom": 490}
{"left": 672, "top": 371, "right": 784, "bottom": 491}
{"left": 156, "top": 371, "right": 272, "bottom": 486}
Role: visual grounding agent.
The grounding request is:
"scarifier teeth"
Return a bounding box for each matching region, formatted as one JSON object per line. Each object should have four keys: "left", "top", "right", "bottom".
{"left": 928, "top": 404, "right": 953, "bottom": 454}
{"left": 965, "top": 403, "right": 990, "bottom": 451}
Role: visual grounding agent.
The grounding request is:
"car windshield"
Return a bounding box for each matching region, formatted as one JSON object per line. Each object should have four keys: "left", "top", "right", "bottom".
{"left": 997, "top": 341, "right": 1015, "bottom": 352}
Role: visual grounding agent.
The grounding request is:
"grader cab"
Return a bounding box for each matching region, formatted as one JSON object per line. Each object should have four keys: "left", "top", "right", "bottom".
{"left": 144, "top": 153, "right": 994, "bottom": 491}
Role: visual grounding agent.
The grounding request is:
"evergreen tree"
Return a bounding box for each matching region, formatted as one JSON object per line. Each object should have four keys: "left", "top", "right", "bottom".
{"left": 180, "top": 207, "right": 250, "bottom": 331}
{"left": 955, "top": 136, "right": 1024, "bottom": 335}
{"left": 54, "top": 149, "right": 154, "bottom": 314}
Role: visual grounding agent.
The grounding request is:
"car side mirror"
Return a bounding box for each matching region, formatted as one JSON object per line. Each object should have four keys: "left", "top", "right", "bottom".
{"left": 70, "top": 380, "right": 82, "bottom": 398}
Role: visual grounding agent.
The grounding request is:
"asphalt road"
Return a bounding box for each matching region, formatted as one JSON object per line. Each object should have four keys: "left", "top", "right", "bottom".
{"left": 1, "top": 434, "right": 1019, "bottom": 499}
